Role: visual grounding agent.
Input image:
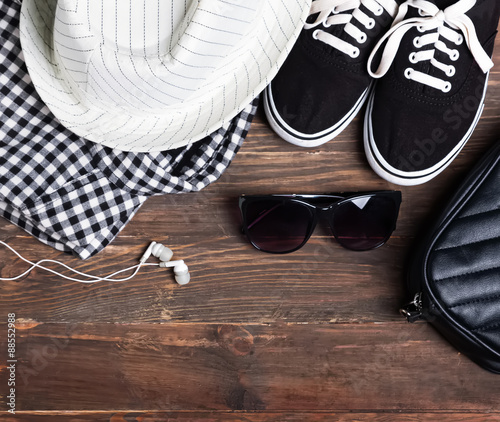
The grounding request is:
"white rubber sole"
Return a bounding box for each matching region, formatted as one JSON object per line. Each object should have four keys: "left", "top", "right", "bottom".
{"left": 264, "top": 82, "right": 371, "bottom": 148}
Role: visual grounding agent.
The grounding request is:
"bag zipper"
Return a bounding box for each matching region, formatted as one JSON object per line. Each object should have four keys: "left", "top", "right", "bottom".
{"left": 400, "top": 292, "right": 423, "bottom": 323}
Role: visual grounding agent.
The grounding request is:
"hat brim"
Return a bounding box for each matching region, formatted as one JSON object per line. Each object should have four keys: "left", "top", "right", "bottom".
{"left": 20, "top": 0, "right": 310, "bottom": 152}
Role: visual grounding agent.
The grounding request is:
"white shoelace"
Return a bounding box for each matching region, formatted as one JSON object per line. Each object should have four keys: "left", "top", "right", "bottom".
{"left": 305, "top": 0, "right": 399, "bottom": 58}
{"left": 368, "top": 0, "right": 494, "bottom": 92}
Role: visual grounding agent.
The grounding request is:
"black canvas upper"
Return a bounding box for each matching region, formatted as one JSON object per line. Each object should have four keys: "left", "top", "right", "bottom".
{"left": 265, "top": 0, "right": 402, "bottom": 141}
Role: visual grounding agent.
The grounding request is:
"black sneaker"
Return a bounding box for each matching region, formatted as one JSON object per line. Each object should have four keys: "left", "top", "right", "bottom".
{"left": 364, "top": 0, "right": 500, "bottom": 185}
{"left": 264, "top": 0, "right": 401, "bottom": 147}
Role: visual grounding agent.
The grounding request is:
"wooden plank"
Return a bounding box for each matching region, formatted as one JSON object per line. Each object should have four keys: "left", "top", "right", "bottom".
{"left": 3, "top": 411, "right": 500, "bottom": 422}
{"left": 1, "top": 322, "right": 500, "bottom": 412}
{"left": 0, "top": 232, "right": 412, "bottom": 323}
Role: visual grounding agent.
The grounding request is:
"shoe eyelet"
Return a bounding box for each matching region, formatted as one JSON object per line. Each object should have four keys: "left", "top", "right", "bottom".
{"left": 358, "top": 33, "right": 367, "bottom": 44}
{"left": 409, "top": 52, "right": 418, "bottom": 64}
{"left": 417, "top": 25, "right": 426, "bottom": 33}
{"left": 312, "top": 29, "right": 321, "bottom": 40}
{"left": 404, "top": 68, "right": 413, "bottom": 79}
{"left": 442, "top": 82, "right": 452, "bottom": 93}
{"left": 374, "top": 7, "right": 384, "bottom": 16}
{"left": 450, "top": 49, "right": 460, "bottom": 61}
{"left": 331, "top": 6, "right": 339, "bottom": 14}
{"left": 418, "top": 8, "right": 426, "bottom": 16}
{"left": 447, "top": 66, "right": 456, "bottom": 77}
{"left": 366, "top": 18, "right": 376, "bottom": 30}
{"left": 351, "top": 48, "right": 360, "bottom": 58}
{"left": 413, "top": 37, "right": 421, "bottom": 48}
{"left": 455, "top": 34, "right": 464, "bottom": 45}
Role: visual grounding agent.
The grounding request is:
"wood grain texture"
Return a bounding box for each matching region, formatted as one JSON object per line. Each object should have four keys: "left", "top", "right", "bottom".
{"left": 1, "top": 322, "right": 500, "bottom": 412}
{"left": 3, "top": 413, "right": 500, "bottom": 422}
{"left": 0, "top": 18, "right": 499, "bottom": 422}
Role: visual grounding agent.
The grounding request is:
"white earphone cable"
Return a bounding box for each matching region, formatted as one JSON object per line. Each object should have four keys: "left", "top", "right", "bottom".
{"left": 0, "top": 240, "right": 159, "bottom": 283}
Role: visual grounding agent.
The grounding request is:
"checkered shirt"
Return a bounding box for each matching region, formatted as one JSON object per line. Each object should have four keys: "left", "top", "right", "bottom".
{"left": 0, "top": 0, "right": 258, "bottom": 259}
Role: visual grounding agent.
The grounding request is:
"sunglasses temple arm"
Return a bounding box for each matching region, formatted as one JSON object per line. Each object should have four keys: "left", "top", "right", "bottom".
{"left": 246, "top": 204, "right": 282, "bottom": 230}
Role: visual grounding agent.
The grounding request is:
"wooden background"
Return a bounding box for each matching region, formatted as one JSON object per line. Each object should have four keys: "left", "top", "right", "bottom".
{"left": 1, "top": 28, "right": 500, "bottom": 422}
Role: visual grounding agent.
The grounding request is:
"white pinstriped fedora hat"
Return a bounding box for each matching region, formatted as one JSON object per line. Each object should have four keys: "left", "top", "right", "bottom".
{"left": 20, "top": 0, "right": 310, "bottom": 152}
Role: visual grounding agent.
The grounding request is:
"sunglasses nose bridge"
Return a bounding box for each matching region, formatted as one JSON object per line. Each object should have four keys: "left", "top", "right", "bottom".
{"left": 310, "top": 206, "right": 335, "bottom": 235}
{"left": 316, "top": 204, "right": 335, "bottom": 219}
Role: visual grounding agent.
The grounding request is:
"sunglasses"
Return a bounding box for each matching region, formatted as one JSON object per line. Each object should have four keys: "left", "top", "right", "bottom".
{"left": 239, "top": 191, "right": 402, "bottom": 253}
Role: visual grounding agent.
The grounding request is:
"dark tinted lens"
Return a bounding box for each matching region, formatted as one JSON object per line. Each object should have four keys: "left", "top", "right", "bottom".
{"left": 244, "top": 199, "right": 313, "bottom": 253}
{"left": 332, "top": 196, "right": 397, "bottom": 251}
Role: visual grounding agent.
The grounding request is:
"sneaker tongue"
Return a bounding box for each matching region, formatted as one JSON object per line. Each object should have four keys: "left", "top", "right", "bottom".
{"left": 306, "top": 12, "right": 321, "bottom": 25}
{"left": 433, "top": 0, "right": 458, "bottom": 8}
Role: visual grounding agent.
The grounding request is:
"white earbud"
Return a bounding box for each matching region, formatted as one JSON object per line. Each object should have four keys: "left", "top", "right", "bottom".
{"left": 159, "top": 260, "right": 190, "bottom": 285}
{"left": 152, "top": 242, "right": 174, "bottom": 262}
{"left": 0, "top": 240, "right": 190, "bottom": 285}
{"left": 140, "top": 242, "right": 189, "bottom": 285}
{"left": 140, "top": 241, "right": 173, "bottom": 263}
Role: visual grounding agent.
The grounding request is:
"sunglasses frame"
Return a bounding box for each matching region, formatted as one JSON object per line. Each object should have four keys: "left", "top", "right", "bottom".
{"left": 239, "top": 191, "right": 402, "bottom": 253}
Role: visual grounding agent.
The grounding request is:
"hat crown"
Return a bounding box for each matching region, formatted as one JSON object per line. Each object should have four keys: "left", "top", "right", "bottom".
{"left": 54, "top": 0, "right": 259, "bottom": 112}
{"left": 21, "top": 0, "right": 311, "bottom": 151}
{"left": 94, "top": 0, "right": 190, "bottom": 57}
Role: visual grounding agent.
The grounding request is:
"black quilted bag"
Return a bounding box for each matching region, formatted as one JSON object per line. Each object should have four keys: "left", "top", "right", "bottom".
{"left": 402, "top": 141, "right": 500, "bottom": 373}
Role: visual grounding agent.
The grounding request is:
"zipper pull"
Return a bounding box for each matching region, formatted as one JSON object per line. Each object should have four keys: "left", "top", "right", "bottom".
{"left": 400, "top": 292, "right": 423, "bottom": 323}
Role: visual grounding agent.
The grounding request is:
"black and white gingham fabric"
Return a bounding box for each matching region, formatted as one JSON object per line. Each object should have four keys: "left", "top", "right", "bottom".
{"left": 0, "top": 0, "right": 258, "bottom": 259}
{"left": 91, "top": 106, "right": 256, "bottom": 195}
